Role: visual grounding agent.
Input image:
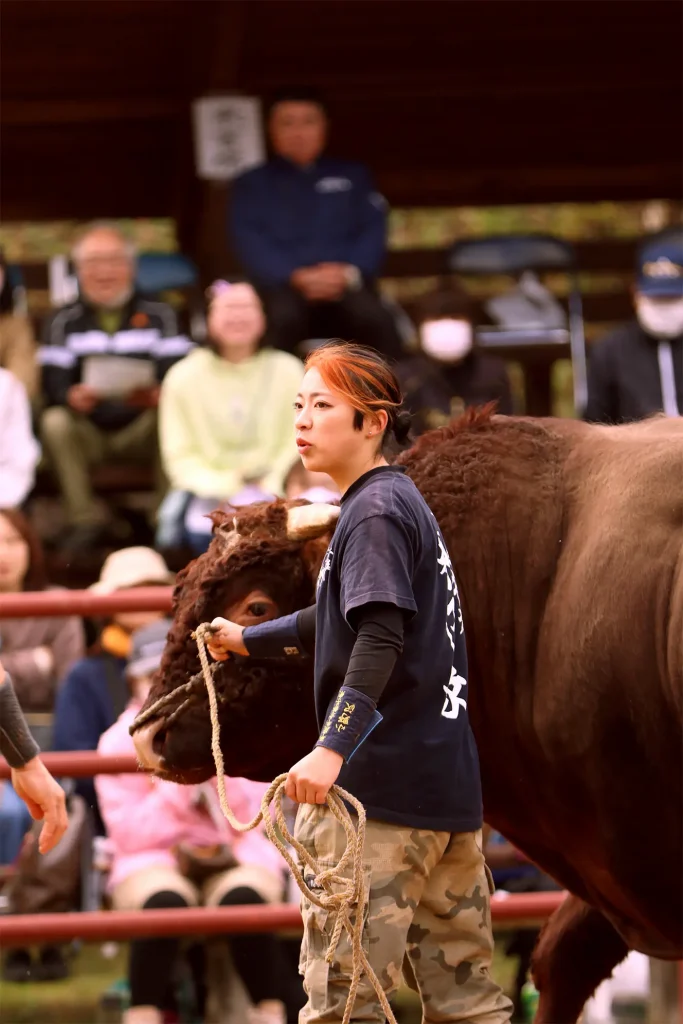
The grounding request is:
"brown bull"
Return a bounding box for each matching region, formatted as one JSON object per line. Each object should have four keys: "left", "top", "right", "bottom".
{"left": 132, "top": 408, "right": 683, "bottom": 1023}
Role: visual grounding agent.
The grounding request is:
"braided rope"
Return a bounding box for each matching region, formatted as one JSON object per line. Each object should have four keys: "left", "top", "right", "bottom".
{"left": 191, "top": 622, "right": 397, "bottom": 1024}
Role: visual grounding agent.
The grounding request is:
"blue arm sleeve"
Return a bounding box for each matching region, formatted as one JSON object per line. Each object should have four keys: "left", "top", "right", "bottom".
{"left": 314, "top": 602, "right": 403, "bottom": 761}
{"left": 229, "top": 175, "right": 300, "bottom": 287}
{"left": 242, "top": 608, "right": 315, "bottom": 659}
{"left": 316, "top": 685, "right": 383, "bottom": 762}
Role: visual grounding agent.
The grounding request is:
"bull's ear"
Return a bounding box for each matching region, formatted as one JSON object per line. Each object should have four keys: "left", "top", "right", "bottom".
{"left": 207, "top": 509, "right": 234, "bottom": 532}
{"left": 286, "top": 502, "right": 340, "bottom": 540}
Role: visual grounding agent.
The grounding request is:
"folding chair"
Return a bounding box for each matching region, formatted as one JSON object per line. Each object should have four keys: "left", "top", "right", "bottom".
{"left": 448, "top": 234, "right": 588, "bottom": 417}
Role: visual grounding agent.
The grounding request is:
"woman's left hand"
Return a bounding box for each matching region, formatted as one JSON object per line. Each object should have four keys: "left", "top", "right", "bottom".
{"left": 285, "top": 747, "right": 344, "bottom": 804}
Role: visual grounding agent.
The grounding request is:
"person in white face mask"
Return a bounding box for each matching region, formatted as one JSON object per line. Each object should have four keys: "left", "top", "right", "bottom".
{"left": 585, "top": 227, "right": 683, "bottom": 423}
{"left": 397, "top": 285, "right": 513, "bottom": 435}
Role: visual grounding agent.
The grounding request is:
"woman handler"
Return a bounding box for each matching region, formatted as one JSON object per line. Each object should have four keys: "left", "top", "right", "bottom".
{"left": 0, "top": 657, "right": 68, "bottom": 854}
{"left": 207, "top": 342, "right": 512, "bottom": 1023}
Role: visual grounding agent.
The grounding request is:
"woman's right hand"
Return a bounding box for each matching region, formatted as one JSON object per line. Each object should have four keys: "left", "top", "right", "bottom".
{"left": 11, "top": 758, "right": 69, "bottom": 854}
{"left": 207, "top": 618, "right": 248, "bottom": 661}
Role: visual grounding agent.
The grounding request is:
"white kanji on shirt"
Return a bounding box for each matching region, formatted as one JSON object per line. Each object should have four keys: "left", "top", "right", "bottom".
{"left": 436, "top": 532, "right": 464, "bottom": 637}
{"left": 442, "top": 667, "right": 468, "bottom": 719}
{"left": 433, "top": 521, "right": 468, "bottom": 720}
{"left": 316, "top": 548, "right": 334, "bottom": 593}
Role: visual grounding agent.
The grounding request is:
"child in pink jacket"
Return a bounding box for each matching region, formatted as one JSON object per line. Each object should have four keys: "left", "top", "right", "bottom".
{"left": 96, "top": 703, "right": 284, "bottom": 902}
{"left": 95, "top": 619, "right": 302, "bottom": 1024}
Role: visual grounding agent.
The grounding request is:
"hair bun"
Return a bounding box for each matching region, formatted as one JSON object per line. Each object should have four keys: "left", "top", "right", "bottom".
{"left": 393, "top": 409, "right": 413, "bottom": 445}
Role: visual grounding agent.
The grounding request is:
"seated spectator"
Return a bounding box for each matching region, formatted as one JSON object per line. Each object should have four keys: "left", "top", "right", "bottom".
{"left": 283, "top": 459, "right": 340, "bottom": 504}
{"left": 38, "top": 223, "right": 193, "bottom": 551}
{"left": 96, "top": 619, "right": 301, "bottom": 1024}
{"left": 0, "top": 507, "right": 84, "bottom": 970}
{"left": 230, "top": 87, "right": 402, "bottom": 360}
{"left": 0, "top": 509, "right": 84, "bottom": 713}
{"left": 397, "top": 286, "right": 513, "bottom": 434}
{"left": 0, "top": 252, "right": 38, "bottom": 401}
{"left": 52, "top": 546, "right": 174, "bottom": 834}
{"left": 0, "top": 607, "right": 33, "bottom": 866}
{"left": 0, "top": 776, "right": 31, "bottom": 867}
{"left": 2, "top": 547, "right": 173, "bottom": 985}
{"left": 157, "top": 281, "right": 303, "bottom": 555}
{"left": 585, "top": 227, "right": 683, "bottom": 423}
{"left": 0, "top": 369, "right": 41, "bottom": 509}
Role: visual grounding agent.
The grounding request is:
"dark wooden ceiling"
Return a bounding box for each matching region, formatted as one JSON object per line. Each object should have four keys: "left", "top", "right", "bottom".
{"left": 2, "top": 0, "right": 682, "bottom": 225}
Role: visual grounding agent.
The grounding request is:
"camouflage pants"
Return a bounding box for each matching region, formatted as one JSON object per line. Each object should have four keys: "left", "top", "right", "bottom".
{"left": 295, "top": 804, "right": 513, "bottom": 1023}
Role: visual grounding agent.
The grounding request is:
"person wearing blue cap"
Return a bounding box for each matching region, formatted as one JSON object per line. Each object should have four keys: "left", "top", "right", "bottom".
{"left": 585, "top": 227, "right": 683, "bottom": 423}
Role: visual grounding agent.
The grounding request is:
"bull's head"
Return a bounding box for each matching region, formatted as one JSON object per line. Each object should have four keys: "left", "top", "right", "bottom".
{"left": 130, "top": 500, "right": 339, "bottom": 783}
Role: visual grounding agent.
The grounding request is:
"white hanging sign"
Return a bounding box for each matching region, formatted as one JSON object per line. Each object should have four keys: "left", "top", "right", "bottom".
{"left": 192, "top": 95, "right": 265, "bottom": 182}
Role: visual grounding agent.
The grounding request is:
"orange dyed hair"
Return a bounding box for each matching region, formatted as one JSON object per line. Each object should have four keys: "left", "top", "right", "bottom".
{"left": 306, "top": 338, "right": 400, "bottom": 415}
{"left": 305, "top": 341, "right": 412, "bottom": 449}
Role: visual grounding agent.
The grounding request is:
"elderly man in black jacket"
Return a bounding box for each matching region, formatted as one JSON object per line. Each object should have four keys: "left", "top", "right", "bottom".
{"left": 585, "top": 228, "right": 683, "bottom": 424}
{"left": 39, "top": 224, "right": 192, "bottom": 550}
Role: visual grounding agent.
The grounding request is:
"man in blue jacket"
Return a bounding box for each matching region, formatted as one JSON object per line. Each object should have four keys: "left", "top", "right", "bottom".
{"left": 229, "top": 88, "right": 403, "bottom": 359}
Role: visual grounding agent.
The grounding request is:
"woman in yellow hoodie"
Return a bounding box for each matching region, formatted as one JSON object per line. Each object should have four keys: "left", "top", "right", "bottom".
{"left": 158, "top": 281, "right": 304, "bottom": 553}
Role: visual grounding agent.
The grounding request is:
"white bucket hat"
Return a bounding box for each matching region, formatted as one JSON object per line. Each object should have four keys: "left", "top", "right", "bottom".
{"left": 90, "top": 547, "right": 174, "bottom": 594}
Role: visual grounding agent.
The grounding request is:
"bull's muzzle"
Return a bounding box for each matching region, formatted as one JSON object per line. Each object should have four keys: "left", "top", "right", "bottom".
{"left": 131, "top": 718, "right": 166, "bottom": 773}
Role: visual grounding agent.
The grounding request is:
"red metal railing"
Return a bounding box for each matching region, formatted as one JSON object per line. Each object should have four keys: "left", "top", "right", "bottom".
{"left": 0, "top": 587, "right": 173, "bottom": 620}
{"left": 0, "top": 752, "right": 138, "bottom": 780}
{"left": 0, "top": 892, "right": 566, "bottom": 945}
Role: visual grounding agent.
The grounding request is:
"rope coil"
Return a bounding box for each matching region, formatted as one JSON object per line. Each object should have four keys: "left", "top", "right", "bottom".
{"left": 191, "top": 622, "right": 397, "bottom": 1024}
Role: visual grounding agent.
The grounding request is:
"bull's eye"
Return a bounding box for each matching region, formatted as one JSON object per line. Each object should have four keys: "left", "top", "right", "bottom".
{"left": 248, "top": 602, "right": 269, "bottom": 617}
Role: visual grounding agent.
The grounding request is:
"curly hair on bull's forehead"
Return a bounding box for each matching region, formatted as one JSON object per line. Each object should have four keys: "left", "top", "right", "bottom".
{"left": 158, "top": 511, "right": 316, "bottom": 695}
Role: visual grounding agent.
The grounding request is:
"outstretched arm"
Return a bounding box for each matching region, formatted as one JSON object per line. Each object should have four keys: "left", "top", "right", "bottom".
{"left": 0, "top": 659, "right": 68, "bottom": 853}
{"left": 207, "top": 596, "right": 407, "bottom": 804}
{"left": 207, "top": 604, "right": 317, "bottom": 661}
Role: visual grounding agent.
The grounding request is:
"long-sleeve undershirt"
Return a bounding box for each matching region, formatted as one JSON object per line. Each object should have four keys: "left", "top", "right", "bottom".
{"left": 0, "top": 673, "right": 41, "bottom": 768}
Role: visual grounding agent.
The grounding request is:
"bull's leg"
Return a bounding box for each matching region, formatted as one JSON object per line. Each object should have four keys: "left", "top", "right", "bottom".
{"left": 531, "top": 894, "right": 629, "bottom": 1023}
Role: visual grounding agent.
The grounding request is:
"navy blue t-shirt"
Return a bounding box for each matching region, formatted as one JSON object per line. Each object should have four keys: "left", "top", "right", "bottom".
{"left": 314, "top": 465, "right": 483, "bottom": 832}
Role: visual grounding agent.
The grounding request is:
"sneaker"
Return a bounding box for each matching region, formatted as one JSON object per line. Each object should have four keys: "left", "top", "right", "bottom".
{"left": 33, "top": 945, "right": 70, "bottom": 982}
{"left": 2, "top": 948, "right": 32, "bottom": 982}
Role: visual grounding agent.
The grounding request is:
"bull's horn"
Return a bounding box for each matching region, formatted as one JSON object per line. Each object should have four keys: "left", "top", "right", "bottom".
{"left": 286, "top": 503, "right": 340, "bottom": 540}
